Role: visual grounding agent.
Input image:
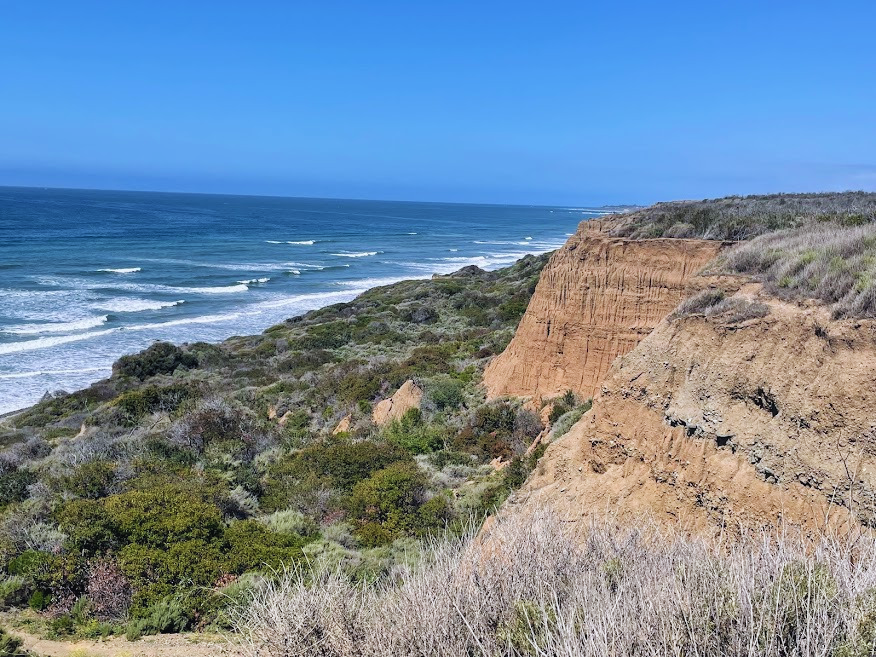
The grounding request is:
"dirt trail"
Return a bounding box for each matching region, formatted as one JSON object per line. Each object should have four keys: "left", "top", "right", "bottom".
{"left": 13, "top": 629, "right": 238, "bottom": 657}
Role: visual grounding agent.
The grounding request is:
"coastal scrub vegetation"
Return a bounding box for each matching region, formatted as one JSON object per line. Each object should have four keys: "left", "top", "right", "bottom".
{"left": 608, "top": 191, "right": 876, "bottom": 241}
{"left": 720, "top": 222, "right": 876, "bottom": 318}
{"left": 0, "top": 254, "right": 554, "bottom": 639}
{"left": 234, "top": 509, "right": 876, "bottom": 657}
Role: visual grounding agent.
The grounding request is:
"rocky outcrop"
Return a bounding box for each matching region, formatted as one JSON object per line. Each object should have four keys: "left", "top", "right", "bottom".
{"left": 510, "top": 285, "right": 876, "bottom": 534}
{"left": 333, "top": 414, "right": 352, "bottom": 435}
{"left": 372, "top": 380, "right": 423, "bottom": 426}
{"left": 484, "top": 222, "right": 725, "bottom": 400}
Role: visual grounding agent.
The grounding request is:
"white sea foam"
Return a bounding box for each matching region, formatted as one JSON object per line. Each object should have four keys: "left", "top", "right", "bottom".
{"left": 2, "top": 316, "right": 109, "bottom": 335}
{"left": 335, "top": 275, "right": 425, "bottom": 289}
{"left": 254, "top": 289, "right": 366, "bottom": 310}
{"left": 0, "top": 312, "right": 244, "bottom": 356}
{"left": 330, "top": 251, "right": 379, "bottom": 258}
{"left": 265, "top": 240, "right": 283, "bottom": 244}
{"left": 0, "top": 367, "right": 108, "bottom": 380}
{"left": 287, "top": 240, "right": 315, "bottom": 245}
{"left": 449, "top": 248, "right": 459, "bottom": 252}
{"left": 0, "top": 329, "right": 116, "bottom": 355}
{"left": 34, "top": 275, "right": 248, "bottom": 295}
{"left": 237, "top": 278, "right": 270, "bottom": 285}
{"left": 524, "top": 236, "right": 532, "bottom": 240}
{"left": 178, "top": 284, "right": 248, "bottom": 294}
{"left": 123, "top": 313, "right": 241, "bottom": 331}
{"left": 97, "top": 267, "right": 141, "bottom": 274}
{"left": 93, "top": 299, "right": 183, "bottom": 313}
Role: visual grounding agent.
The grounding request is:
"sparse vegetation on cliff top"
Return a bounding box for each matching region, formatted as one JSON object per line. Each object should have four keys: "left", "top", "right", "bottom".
{"left": 607, "top": 191, "right": 876, "bottom": 241}
{"left": 720, "top": 223, "right": 876, "bottom": 318}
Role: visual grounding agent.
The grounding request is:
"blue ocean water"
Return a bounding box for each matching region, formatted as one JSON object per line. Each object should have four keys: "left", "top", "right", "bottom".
{"left": 0, "top": 187, "right": 603, "bottom": 414}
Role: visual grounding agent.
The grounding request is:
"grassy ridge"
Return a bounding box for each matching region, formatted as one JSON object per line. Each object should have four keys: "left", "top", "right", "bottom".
{"left": 607, "top": 191, "right": 876, "bottom": 241}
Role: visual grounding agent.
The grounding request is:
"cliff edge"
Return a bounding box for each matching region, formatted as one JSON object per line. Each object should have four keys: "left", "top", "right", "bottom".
{"left": 507, "top": 283, "right": 876, "bottom": 533}
{"left": 483, "top": 220, "right": 724, "bottom": 400}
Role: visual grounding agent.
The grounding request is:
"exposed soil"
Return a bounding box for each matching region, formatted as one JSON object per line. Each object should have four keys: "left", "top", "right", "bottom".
{"left": 484, "top": 219, "right": 725, "bottom": 400}
{"left": 12, "top": 628, "right": 236, "bottom": 657}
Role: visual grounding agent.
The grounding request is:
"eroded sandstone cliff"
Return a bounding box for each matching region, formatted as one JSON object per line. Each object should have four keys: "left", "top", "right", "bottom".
{"left": 509, "top": 284, "right": 876, "bottom": 533}
{"left": 483, "top": 221, "right": 725, "bottom": 400}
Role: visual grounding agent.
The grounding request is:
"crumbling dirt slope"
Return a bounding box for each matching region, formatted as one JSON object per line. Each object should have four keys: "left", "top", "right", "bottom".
{"left": 507, "top": 285, "right": 876, "bottom": 534}
{"left": 484, "top": 221, "right": 725, "bottom": 400}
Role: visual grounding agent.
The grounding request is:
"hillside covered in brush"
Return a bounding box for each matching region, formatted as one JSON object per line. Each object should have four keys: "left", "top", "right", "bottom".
{"left": 0, "top": 253, "right": 559, "bottom": 640}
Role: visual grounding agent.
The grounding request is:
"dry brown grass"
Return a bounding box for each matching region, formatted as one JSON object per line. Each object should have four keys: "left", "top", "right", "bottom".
{"left": 232, "top": 511, "right": 876, "bottom": 656}
{"left": 722, "top": 223, "right": 876, "bottom": 318}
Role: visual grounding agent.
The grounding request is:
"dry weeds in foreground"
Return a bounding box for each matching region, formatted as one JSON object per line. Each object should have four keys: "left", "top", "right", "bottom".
{"left": 232, "top": 511, "right": 876, "bottom": 656}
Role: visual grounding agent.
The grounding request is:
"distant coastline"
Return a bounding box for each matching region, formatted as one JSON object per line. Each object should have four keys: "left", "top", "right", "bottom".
{"left": 0, "top": 187, "right": 619, "bottom": 413}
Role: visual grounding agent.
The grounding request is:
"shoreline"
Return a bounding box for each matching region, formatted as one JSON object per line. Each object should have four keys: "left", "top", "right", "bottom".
{"left": 0, "top": 246, "right": 565, "bottom": 420}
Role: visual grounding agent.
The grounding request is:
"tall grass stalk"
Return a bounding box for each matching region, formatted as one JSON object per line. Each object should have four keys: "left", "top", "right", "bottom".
{"left": 233, "top": 510, "right": 876, "bottom": 656}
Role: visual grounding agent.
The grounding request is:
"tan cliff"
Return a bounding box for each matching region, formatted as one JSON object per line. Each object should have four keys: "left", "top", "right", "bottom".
{"left": 507, "top": 284, "right": 876, "bottom": 534}
{"left": 483, "top": 221, "right": 725, "bottom": 401}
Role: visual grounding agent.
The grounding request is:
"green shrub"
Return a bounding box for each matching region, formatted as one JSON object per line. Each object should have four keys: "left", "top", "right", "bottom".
{"left": 276, "top": 349, "right": 334, "bottom": 375}
{"left": 28, "top": 589, "right": 51, "bottom": 611}
{"left": 258, "top": 509, "right": 319, "bottom": 538}
{"left": 55, "top": 499, "right": 120, "bottom": 556}
{"left": 0, "top": 469, "right": 37, "bottom": 507}
{"left": 103, "top": 487, "right": 225, "bottom": 549}
{"left": 498, "top": 296, "right": 529, "bottom": 322}
{"left": 224, "top": 520, "right": 306, "bottom": 574}
{"left": 0, "top": 627, "right": 28, "bottom": 656}
{"left": 126, "top": 593, "right": 189, "bottom": 639}
{"left": 262, "top": 440, "right": 413, "bottom": 511}
{"left": 0, "top": 575, "right": 26, "bottom": 608}
{"left": 113, "top": 384, "right": 194, "bottom": 425}
{"left": 61, "top": 461, "right": 116, "bottom": 499}
{"left": 383, "top": 409, "right": 445, "bottom": 454}
{"left": 347, "top": 462, "right": 430, "bottom": 539}
{"left": 290, "top": 321, "right": 351, "bottom": 350}
{"left": 427, "top": 378, "right": 465, "bottom": 411}
{"left": 113, "top": 342, "right": 197, "bottom": 380}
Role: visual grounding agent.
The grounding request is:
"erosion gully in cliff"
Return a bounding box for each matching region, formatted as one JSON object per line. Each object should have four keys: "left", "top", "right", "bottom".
{"left": 484, "top": 220, "right": 725, "bottom": 400}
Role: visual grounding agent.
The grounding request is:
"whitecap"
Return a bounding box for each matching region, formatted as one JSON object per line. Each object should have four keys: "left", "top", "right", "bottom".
{"left": 0, "top": 329, "right": 116, "bottom": 355}
{"left": 93, "top": 299, "right": 184, "bottom": 313}
{"left": 265, "top": 240, "right": 283, "bottom": 244}
{"left": 178, "top": 284, "right": 248, "bottom": 294}
{"left": 97, "top": 267, "right": 141, "bottom": 274}
{"left": 237, "top": 278, "right": 270, "bottom": 285}
{"left": 254, "top": 289, "right": 366, "bottom": 310}
{"left": 286, "top": 240, "right": 316, "bottom": 245}
{"left": 0, "top": 367, "right": 108, "bottom": 380}
{"left": 2, "top": 316, "right": 109, "bottom": 335}
{"left": 286, "top": 270, "right": 301, "bottom": 275}
{"left": 330, "top": 251, "right": 379, "bottom": 258}
{"left": 334, "top": 275, "right": 421, "bottom": 288}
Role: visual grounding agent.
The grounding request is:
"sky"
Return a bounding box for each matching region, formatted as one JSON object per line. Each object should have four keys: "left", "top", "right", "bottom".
{"left": 1, "top": 1, "right": 874, "bottom": 206}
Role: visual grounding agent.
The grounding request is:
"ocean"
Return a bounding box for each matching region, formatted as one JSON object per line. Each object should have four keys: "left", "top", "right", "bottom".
{"left": 0, "top": 187, "right": 603, "bottom": 414}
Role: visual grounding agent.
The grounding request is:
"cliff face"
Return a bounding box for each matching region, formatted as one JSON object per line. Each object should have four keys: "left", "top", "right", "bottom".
{"left": 509, "top": 285, "right": 876, "bottom": 533}
{"left": 483, "top": 222, "right": 724, "bottom": 400}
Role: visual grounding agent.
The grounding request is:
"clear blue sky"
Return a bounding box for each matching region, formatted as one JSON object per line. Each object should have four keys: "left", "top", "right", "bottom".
{"left": 1, "top": 1, "right": 874, "bottom": 205}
